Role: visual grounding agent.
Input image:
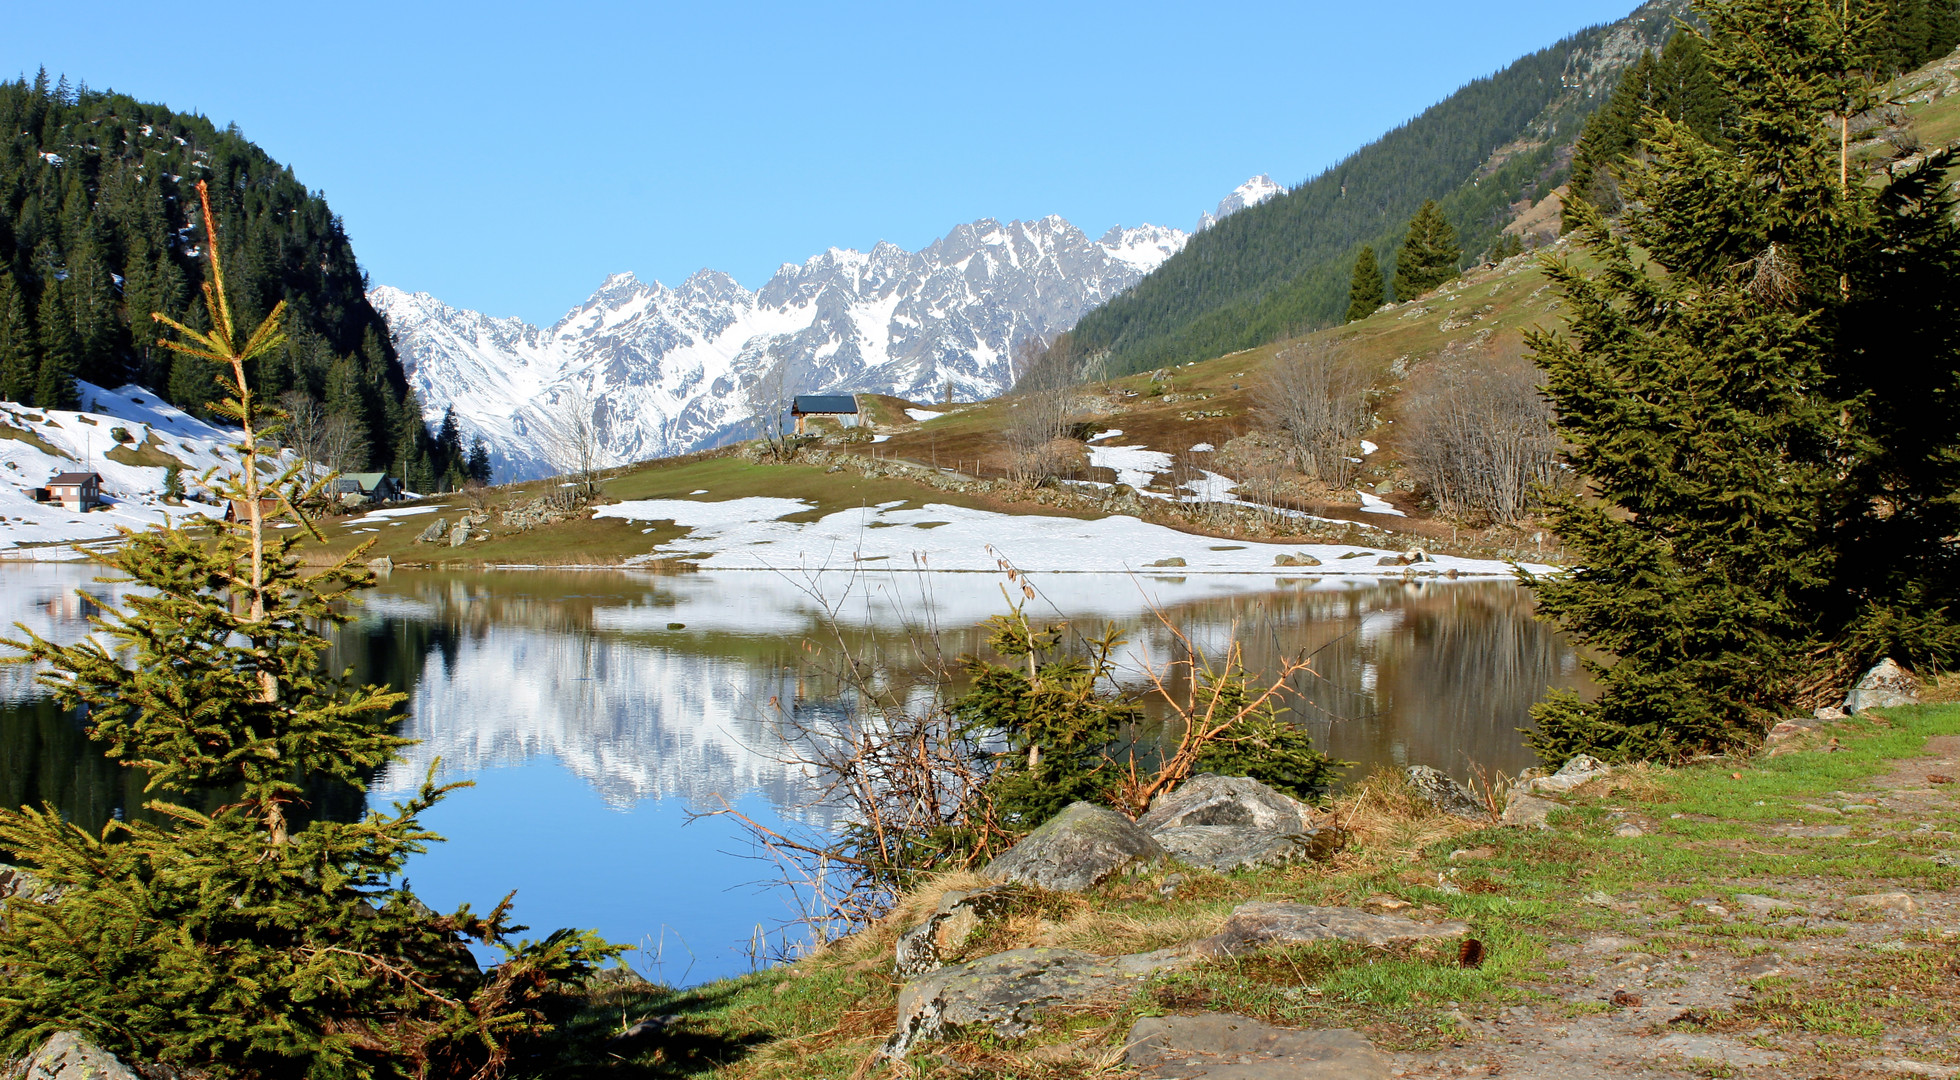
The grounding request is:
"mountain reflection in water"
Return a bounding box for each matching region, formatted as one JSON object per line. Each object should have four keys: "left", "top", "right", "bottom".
{"left": 0, "top": 563, "right": 1589, "bottom": 982}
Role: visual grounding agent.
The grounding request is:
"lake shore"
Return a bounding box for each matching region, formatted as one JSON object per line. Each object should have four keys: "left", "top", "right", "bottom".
{"left": 536, "top": 699, "right": 1960, "bottom": 1079}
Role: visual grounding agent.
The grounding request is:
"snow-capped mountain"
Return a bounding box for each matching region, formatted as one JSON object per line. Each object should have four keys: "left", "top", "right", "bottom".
{"left": 1195, "top": 174, "right": 1286, "bottom": 231}
{"left": 374, "top": 194, "right": 1254, "bottom": 480}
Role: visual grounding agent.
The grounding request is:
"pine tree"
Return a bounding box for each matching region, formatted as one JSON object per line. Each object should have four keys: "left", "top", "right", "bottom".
{"left": 1392, "top": 200, "right": 1460, "bottom": 300}
{"left": 33, "top": 280, "right": 79, "bottom": 409}
{"left": 1523, "top": 0, "right": 1960, "bottom": 764}
{"left": 466, "top": 435, "right": 491, "bottom": 485}
{"left": 161, "top": 462, "right": 182, "bottom": 500}
{"left": 1344, "top": 246, "right": 1384, "bottom": 322}
{"left": 0, "top": 273, "right": 35, "bottom": 403}
{"left": 0, "top": 181, "right": 615, "bottom": 1075}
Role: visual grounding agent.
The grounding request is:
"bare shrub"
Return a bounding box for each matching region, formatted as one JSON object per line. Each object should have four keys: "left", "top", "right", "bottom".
{"left": 543, "top": 385, "right": 605, "bottom": 500}
{"left": 699, "top": 563, "right": 1332, "bottom": 952}
{"left": 1260, "top": 343, "right": 1371, "bottom": 489}
{"left": 744, "top": 352, "right": 798, "bottom": 460}
{"left": 1399, "top": 342, "right": 1564, "bottom": 524}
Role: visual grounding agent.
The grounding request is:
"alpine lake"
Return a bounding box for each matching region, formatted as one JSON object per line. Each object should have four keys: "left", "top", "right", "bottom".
{"left": 1, "top": 562, "right": 1591, "bottom": 984}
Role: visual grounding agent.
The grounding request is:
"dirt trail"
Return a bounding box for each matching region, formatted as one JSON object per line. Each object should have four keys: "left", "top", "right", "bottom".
{"left": 1390, "top": 740, "right": 1960, "bottom": 1079}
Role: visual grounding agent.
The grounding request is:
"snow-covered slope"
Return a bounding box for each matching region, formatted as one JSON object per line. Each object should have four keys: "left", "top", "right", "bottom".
{"left": 1195, "top": 174, "right": 1286, "bottom": 231}
{"left": 0, "top": 383, "right": 236, "bottom": 554}
{"left": 374, "top": 212, "right": 1201, "bottom": 480}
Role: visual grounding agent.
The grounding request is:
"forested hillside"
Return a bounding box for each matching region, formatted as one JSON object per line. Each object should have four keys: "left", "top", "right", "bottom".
{"left": 1064, "top": 0, "right": 1960, "bottom": 379}
{"left": 0, "top": 72, "right": 433, "bottom": 479}
{"left": 1061, "top": 0, "right": 1687, "bottom": 378}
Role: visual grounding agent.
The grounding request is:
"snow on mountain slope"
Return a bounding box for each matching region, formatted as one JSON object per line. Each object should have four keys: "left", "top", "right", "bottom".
{"left": 1195, "top": 175, "right": 1286, "bottom": 232}
{"left": 0, "top": 382, "right": 236, "bottom": 554}
{"left": 375, "top": 211, "right": 1200, "bottom": 481}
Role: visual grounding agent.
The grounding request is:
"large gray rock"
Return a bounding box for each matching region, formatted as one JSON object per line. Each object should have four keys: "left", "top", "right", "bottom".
{"left": 887, "top": 946, "right": 1187, "bottom": 1055}
{"left": 1151, "top": 825, "right": 1345, "bottom": 874}
{"left": 414, "top": 517, "right": 448, "bottom": 543}
{"left": 13, "top": 1031, "right": 141, "bottom": 1080}
{"left": 1194, "top": 903, "right": 1469, "bottom": 959}
{"left": 1845, "top": 659, "right": 1918, "bottom": 713}
{"left": 449, "top": 524, "right": 472, "bottom": 547}
{"left": 1126, "top": 1013, "right": 1390, "bottom": 1080}
{"left": 1501, "top": 791, "right": 1559, "bottom": 829}
{"left": 1405, "top": 765, "right": 1485, "bottom": 819}
{"left": 983, "top": 802, "right": 1164, "bottom": 893}
{"left": 1526, "top": 754, "right": 1610, "bottom": 795}
{"left": 1138, "top": 774, "right": 1315, "bottom": 834}
{"left": 893, "top": 884, "right": 1019, "bottom": 977}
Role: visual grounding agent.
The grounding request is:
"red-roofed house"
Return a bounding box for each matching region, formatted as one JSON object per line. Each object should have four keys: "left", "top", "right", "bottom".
{"left": 46, "top": 472, "right": 103, "bottom": 511}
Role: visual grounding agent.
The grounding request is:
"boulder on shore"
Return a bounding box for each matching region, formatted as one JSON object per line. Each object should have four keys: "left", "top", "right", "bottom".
{"left": 893, "top": 884, "right": 1019, "bottom": 977}
{"left": 1526, "top": 754, "right": 1610, "bottom": 795}
{"left": 414, "top": 517, "right": 448, "bottom": 543}
{"left": 1138, "top": 774, "right": 1314, "bottom": 834}
{"left": 983, "top": 802, "right": 1164, "bottom": 893}
{"left": 1150, "top": 825, "right": 1344, "bottom": 874}
{"left": 887, "top": 946, "right": 1187, "bottom": 1056}
{"left": 1405, "top": 765, "right": 1485, "bottom": 819}
{"left": 1844, "top": 658, "right": 1918, "bottom": 714}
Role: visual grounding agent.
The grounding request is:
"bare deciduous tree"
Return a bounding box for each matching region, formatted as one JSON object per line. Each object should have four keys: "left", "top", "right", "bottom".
{"left": 543, "top": 385, "right": 604, "bottom": 501}
{"left": 1260, "top": 343, "right": 1371, "bottom": 490}
{"left": 745, "top": 353, "right": 796, "bottom": 460}
{"left": 1400, "top": 343, "right": 1564, "bottom": 524}
{"left": 1002, "top": 336, "right": 1086, "bottom": 484}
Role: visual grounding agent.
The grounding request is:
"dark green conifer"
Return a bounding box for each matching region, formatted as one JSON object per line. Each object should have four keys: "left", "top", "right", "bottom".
{"left": 1392, "top": 200, "right": 1460, "bottom": 300}
{"left": 1524, "top": 0, "right": 1960, "bottom": 764}
{"left": 0, "top": 273, "right": 35, "bottom": 403}
{"left": 466, "top": 435, "right": 492, "bottom": 485}
{"left": 1344, "top": 246, "right": 1384, "bottom": 322}
{"left": 0, "top": 181, "right": 614, "bottom": 1075}
{"left": 33, "top": 281, "right": 79, "bottom": 409}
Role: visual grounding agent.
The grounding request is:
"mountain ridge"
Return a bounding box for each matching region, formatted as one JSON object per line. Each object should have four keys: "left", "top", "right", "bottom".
{"left": 375, "top": 202, "right": 1244, "bottom": 480}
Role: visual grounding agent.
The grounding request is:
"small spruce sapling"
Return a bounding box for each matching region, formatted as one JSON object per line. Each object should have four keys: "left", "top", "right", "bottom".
{"left": 0, "top": 180, "right": 617, "bottom": 1078}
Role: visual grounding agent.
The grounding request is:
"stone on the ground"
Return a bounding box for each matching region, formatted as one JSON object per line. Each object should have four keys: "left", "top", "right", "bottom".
{"left": 1404, "top": 765, "right": 1485, "bottom": 819}
{"left": 1150, "top": 825, "right": 1344, "bottom": 873}
{"left": 1274, "top": 553, "right": 1322, "bottom": 567}
{"left": 1526, "top": 754, "right": 1610, "bottom": 795}
{"left": 887, "top": 946, "right": 1186, "bottom": 1055}
{"left": 14, "top": 1031, "right": 141, "bottom": 1080}
{"left": 414, "top": 517, "right": 448, "bottom": 543}
{"left": 1138, "top": 774, "right": 1315, "bottom": 834}
{"left": 1500, "top": 791, "right": 1558, "bottom": 829}
{"left": 894, "top": 884, "right": 1019, "bottom": 977}
{"left": 1733, "top": 893, "right": 1803, "bottom": 915}
{"left": 366, "top": 555, "right": 393, "bottom": 573}
{"left": 1847, "top": 891, "right": 1917, "bottom": 916}
{"left": 983, "top": 802, "right": 1164, "bottom": 893}
{"left": 1845, "top": 658, "right": 1918, "bottom": 713}
{"left": 1193, "top": 902, "right": 1468, "bottom": 959}
{"left": 449, "top": 524, "right": 472, "bottom": 547}
{"left": 1125, "top": 1013, "right": 1390, "bottom": 1080}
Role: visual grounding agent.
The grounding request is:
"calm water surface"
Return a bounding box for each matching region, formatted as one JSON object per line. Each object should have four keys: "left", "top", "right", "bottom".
{"left": 0, "top": 564, "right": 1589, "bottom": 983}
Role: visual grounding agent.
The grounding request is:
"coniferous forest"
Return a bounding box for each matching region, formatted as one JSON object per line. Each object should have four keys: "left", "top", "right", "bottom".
{"left": 1062, "top": 0, "right": 1960, "bottom": 379}
{"left": 0, "top": 72, "right": 461, "bottom": 488}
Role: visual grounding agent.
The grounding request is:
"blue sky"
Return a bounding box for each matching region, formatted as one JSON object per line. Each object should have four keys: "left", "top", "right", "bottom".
{"left": 14, "top": 1, "right": 1640, "bottom": 325}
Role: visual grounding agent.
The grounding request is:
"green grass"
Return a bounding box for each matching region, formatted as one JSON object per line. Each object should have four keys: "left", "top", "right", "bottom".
{"left": 514, "top": 704, "right": 1960, "bottom": 1078}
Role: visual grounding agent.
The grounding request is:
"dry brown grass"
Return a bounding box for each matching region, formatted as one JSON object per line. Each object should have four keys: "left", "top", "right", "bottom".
{"left": 1327, "top": 767, "right": 1483, "bottom": 864}
{"left": 1920, "top": 671, "right": 1960, "bottom": 705}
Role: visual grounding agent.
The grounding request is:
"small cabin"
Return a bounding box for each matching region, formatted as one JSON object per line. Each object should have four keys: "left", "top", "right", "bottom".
{"left": 224, "top": 497, "right": 285, "bottom": 524}
{"left": 332, "top": 473, "right": 402, "bottom": 506}
{"left": 791, "top": 394, "right": 860, "bottom": 435}
{"left": 46, "top": 472, "right": 103, "bottom": 511}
